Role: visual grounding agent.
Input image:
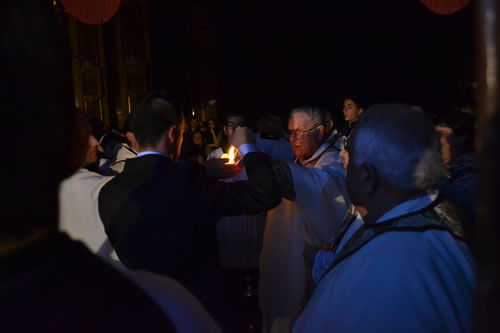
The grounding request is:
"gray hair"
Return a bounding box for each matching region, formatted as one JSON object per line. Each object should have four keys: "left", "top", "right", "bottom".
{"left": 350, "top": 104, "right": 443, "bottom": 191}
{"left": 289, "top": 106, "right": 326, "bottom": 126}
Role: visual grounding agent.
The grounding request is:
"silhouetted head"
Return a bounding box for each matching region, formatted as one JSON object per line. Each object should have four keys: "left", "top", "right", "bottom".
{"left": 2, "top": 0, "right": 79, "bottom": 239}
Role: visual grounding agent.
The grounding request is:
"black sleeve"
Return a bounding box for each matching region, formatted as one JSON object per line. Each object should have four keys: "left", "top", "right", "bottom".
{"left": 270, "top": 158, "right": 296, "bottom": 201}
{"left": 186, "top": 152, "right": 282, "bottom": 221}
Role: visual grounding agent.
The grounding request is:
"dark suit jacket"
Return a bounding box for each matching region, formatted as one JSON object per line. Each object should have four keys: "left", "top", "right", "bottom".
{"left": 98, "top": 152, "right": 280, "bottom": 289}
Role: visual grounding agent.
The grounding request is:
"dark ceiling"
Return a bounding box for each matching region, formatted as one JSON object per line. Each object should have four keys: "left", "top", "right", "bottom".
{"left": 149, "top": 0, "right": 474, "bottom": 120}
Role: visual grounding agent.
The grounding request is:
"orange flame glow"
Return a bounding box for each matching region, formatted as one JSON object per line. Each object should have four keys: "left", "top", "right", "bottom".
{"left": 221, "top": 146, "right": 237, "bottom": 164}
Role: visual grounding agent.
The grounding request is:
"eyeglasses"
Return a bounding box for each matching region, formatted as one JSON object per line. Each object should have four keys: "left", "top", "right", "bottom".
{"left": 288, "top": 124, "right": 322, "bottom": 140}
{"left": 225, "top": 122, "right": 246, "bottom": 129}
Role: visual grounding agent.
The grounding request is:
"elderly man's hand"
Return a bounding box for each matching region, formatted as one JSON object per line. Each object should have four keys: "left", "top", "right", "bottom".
{"left": 230, "top": 126, "right": 256, "bottom": 148}
{"left": 204, "top": 158, "right": 243, "bottom": 180}
{"left": 340, "top": 148, "right": 349, "bottom": 169}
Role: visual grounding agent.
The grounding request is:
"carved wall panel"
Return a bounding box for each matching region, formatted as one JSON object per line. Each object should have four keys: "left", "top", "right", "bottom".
{"left": 66, "top": 0, "right": 151, "bottom": 131}
{"left": 68, "top": 16, "right": 110, "bottom": 128}
{"left": 112, "top": 0, "right": 151, "bottom": 128}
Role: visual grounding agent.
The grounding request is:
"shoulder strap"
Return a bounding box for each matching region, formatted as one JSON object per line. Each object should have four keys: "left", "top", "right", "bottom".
{"left": 328, "top": 132, "right": 343, "bottom": 152}
{"left": 328, "top": 205, "right": 358, "bottom": 252}
{"left": 324, "top": 205, "right": 466, "bottom": 278}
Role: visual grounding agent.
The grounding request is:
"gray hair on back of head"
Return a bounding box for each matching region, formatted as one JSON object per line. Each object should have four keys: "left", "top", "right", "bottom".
{"left": 350, "top": 104, "right": 443, "bottom": 191}
{"left": 290, "top": 106, "right": 326, "bottom": 126}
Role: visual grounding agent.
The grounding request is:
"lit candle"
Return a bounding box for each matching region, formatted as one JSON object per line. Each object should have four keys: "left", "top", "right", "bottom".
{"left": 221, "top": 146, "right": 237, "bottom": 164}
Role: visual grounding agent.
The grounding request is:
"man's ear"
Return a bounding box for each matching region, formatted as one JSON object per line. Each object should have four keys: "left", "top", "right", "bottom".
{"left": 327, "top": 119, "right": 334, "bottom": 131}
{"left": 358, "top": 108, "right": 365, "bottom": 115}
{"left": 317, "top": 125, "right": 325, "bottom": 140}
{"left": 167, "top": 125, "right": 177, "bottom": 144}
{"left": 359, "top": 162, "right": 378, "bottom": 195}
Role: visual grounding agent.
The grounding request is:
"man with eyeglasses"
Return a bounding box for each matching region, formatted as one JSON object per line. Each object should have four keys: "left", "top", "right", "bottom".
{"left": 207, "top": 112, "right": 247, "bottom": 160}
{"left": 293, "top": 104, "right": 474, "bottom": 333}
{"left": 258, "top": 107, "right": 350, "bottom": 333}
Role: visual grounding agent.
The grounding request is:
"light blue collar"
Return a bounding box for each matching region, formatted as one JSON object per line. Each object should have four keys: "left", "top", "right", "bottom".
{"left": 137, "top": 151, "right": 169, "bottom": 158}
{"left": 376, "top": 191, "right": 438, "bottom": 223}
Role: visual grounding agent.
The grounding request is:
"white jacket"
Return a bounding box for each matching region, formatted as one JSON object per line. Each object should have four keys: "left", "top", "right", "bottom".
{"left": 259, "top": 139, "right": 350, "bottom": 332}
{"left": 59, "top": 168, "right": 123, "bottom": 269}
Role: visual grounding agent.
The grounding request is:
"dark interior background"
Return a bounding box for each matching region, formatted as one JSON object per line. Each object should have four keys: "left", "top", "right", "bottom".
{"left": 148, "top": 0, "right": 474, "bottom": 125}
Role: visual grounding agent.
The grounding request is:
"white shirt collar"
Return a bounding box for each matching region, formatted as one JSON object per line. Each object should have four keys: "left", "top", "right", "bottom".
{"left": 297, "top": 136, "right": 334, "bottom": 165}
{"left": 326, "top": 129, "right": 338, "bottom": 142}
{"left": 137, "top": 151, "right": 169, "bottom": 158}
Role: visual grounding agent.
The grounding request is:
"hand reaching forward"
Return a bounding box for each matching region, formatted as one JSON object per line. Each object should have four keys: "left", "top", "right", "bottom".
{"left": 204, "top": 157, "right": 243, "bottom": 180}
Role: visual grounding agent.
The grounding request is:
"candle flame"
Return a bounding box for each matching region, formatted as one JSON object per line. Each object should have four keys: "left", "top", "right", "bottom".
{"left": 221, "top": 146, "right": 237, "bottom": 164}
{"left": 228, "top": 146, "right": 236, "bottom": 164}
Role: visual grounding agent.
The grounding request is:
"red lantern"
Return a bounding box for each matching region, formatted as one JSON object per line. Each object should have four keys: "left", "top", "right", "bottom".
{"left": 60, "top": 0, "right": 121, "bottom": 25}
{"left": 420, "top": 0, "right": 472, "bottom": 15}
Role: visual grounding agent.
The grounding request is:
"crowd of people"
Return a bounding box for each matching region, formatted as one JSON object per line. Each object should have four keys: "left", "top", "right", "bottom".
{"left": 2, "top": 1, "right": 479, "bottom": 333}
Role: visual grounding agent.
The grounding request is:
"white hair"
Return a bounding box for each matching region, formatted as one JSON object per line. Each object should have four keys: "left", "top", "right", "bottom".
{"left": 351, "top": 104, "right": 443, "bottom": 191}
{"left": 289, "top": 106, "right": 326, "bottom": 126}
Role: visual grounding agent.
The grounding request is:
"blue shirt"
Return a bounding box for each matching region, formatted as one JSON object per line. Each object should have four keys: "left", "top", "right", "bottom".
{"left": 312, "top": 193, "right": 437, "bottom": 284}
{"left": 295, "top": 192, "right": 475, "bottom": 333}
